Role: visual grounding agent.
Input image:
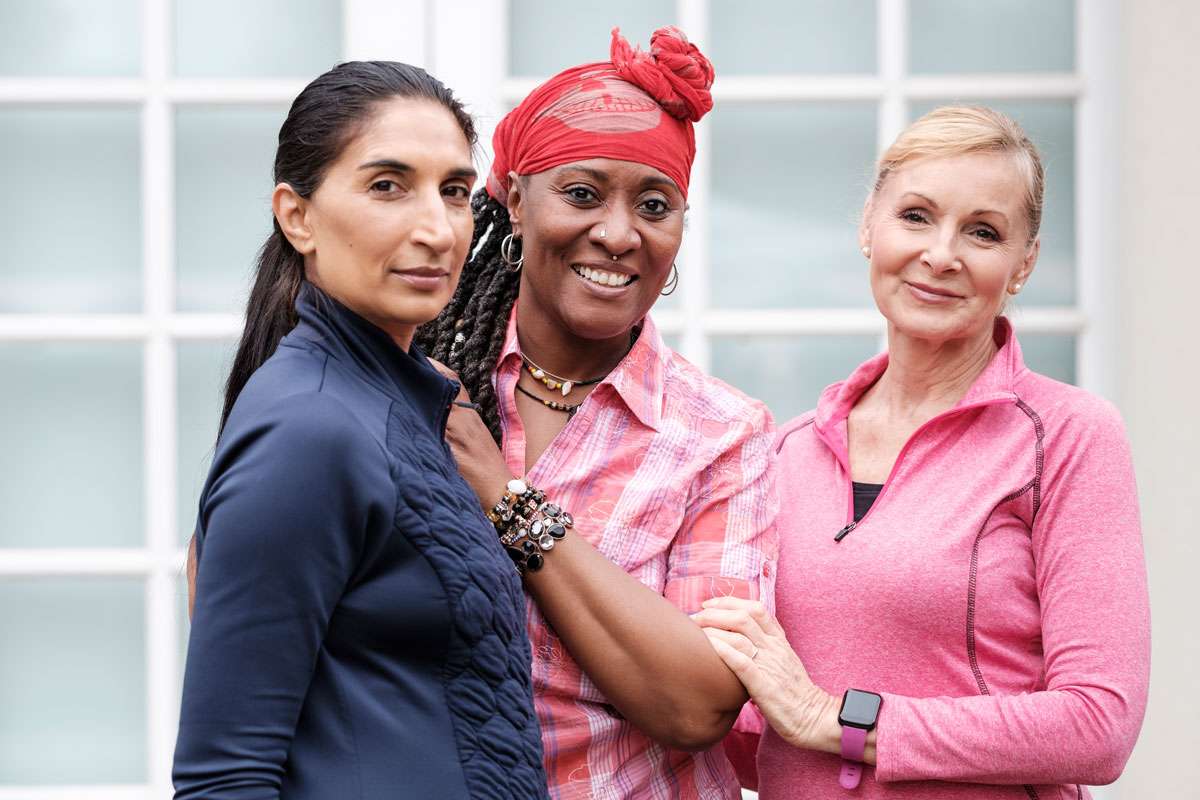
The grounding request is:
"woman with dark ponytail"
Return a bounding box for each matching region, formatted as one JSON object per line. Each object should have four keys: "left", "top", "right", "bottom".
{"left": 174, "top": 62, "right": 547, "bottom": 800}
{"left": 415, "top": 28, "right": 777, "bottom": 800}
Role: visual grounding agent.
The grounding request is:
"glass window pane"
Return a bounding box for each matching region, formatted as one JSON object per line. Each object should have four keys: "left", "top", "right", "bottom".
{"left": 508, "top": 0, "right": 675, "bottom": 77}
{"left": 1015, "top": 331, "right": 1076, "bottom": 385}
{"left": 908, "top": 100, "right": 1075, "bottom": 306}
{"left": 0, "top": 343, "right": 142, "bottom": 548}
{"left": 710, "top": 103, "right": 877, "bottom": 309}
{"left": 176, "top": 106, "right": 285, "bottom": 312}
{"left": 178, "top": 341, "right": 235, "bottom": 543}
{"left": 909, "top": 0, "right": 1075, "bottom": 74}
{"left": 0, "top": 0, "right": 140, "bottom": 77}
{"left": 0, "top": 577, "right": 146, "bottom": 784}
{"left": 174, "top": 0, "right": 342, "bottom": 78}
{"left": 0, "top": 108, "right": 141, "bottom": 313}
{"left": 710, "top": 0, "right": 875, "bottom": 75}
{"left": 710, "top": 334, "right": 880, "bottom": 422}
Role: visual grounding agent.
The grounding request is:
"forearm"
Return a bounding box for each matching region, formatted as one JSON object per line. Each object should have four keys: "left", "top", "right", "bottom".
{"left": 871, "top": 688, "right": 1139, "bottom": 785}
{"left": 526, "top": 532, "right": 748, "bottom": 750}
{"left": 186, "top": 535, "right": 197, "bottom": 620}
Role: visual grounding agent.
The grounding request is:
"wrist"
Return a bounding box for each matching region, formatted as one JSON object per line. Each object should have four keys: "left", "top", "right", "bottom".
{"left": 784, "top": 689, "right": 842, "bottom": 753}
{"left": 485, "top": 478, "right": 575, "bottom": 576}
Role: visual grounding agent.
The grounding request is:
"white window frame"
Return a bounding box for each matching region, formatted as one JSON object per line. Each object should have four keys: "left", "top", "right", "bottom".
{"left": 0, "top": 1, "right": 1118, "bottom": 797}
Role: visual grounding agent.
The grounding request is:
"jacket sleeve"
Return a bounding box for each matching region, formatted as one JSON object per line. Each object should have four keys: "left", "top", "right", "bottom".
{"left": 875, "top": 396, "right": 1151, "bottom": 786}
{"left": 172, "top": 393, "right": 391, "bottom": 799}
{"left": 663, "top": 401, "right": 779, "bottom": 615}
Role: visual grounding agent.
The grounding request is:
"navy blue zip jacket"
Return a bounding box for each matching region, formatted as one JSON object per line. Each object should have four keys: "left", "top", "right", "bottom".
{"left": 173, "top": 284, "right": 547, "bottom": 799}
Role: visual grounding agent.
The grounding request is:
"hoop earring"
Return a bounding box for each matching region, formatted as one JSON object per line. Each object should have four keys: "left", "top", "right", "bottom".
{"left": 500, "top": 232, "right": 524, "bottom": 272}
{"left": 660, "top": 263, "right": 679, "bottom": 296}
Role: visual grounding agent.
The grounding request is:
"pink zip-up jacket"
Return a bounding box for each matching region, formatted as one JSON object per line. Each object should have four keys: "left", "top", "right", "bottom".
{"left": 740, "top": 320, "right": 1149, "bottom": 799}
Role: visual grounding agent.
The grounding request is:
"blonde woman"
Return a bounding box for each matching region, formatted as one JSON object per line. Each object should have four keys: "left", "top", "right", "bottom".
{"left": 696, "top": 106, "right": 1149, "bottom": 799}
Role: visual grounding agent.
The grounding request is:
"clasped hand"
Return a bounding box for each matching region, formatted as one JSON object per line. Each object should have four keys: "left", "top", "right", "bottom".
{"left": 691, "top": 596, "right": 839, "bottom": 752}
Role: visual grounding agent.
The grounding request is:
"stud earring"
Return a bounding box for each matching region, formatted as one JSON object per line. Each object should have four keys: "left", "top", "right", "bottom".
{"left": 861, "top": 246, "right": 871, "bottom": 259}
{"left": 1012, "top": 282, "right": 1023, "bottom": 293}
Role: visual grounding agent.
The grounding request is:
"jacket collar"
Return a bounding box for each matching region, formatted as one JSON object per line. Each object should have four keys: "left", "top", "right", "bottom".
{"left": 498, "top": 300, "right": 666, "bottom": 431}
{"left": 814, "top": 317, "right": 1026, "bottom": 459}
{"left": 288, "top": 282, "right": 457, "bottom": 424}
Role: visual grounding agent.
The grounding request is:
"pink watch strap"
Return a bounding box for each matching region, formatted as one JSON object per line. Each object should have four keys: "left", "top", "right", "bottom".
{"left": 839, "top": 725, "right": 868, "bottom": 789}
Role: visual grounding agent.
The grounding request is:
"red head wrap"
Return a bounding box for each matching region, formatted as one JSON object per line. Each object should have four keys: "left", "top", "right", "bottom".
{"left": 486, "top": 27, "right": 714, "bottom": 204}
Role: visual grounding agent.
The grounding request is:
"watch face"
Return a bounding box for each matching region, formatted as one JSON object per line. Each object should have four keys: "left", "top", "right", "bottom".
{"left": 839, "top": 689, "right": 882, "bottom": 729}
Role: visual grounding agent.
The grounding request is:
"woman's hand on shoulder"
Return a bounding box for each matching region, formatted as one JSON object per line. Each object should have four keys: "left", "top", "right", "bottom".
{"left": 427, "top": 358, "right": 513, "bottom": 510}
{"left": 692, "top": 596, "right": 841, "bottom": 753}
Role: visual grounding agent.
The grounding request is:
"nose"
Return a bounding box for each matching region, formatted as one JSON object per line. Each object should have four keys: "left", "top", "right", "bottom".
{"left": 410, "top": 187, "right": 457, "bottom": 254}
{"left": 589, "top": 203, "right": 640, "bottom": 257}
{"left": 920, "top": 225, "right": 963, "bottom": 274}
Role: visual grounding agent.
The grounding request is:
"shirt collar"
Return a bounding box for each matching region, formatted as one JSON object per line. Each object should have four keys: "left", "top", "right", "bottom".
{"left": 498, "top": 301, "right": 666, "bottom": 431}
{"left": 288, "top": 282, "right": 456, "bottom": 424}
{"left": 815, "top": 316, "right": 1026, "bottom": 444}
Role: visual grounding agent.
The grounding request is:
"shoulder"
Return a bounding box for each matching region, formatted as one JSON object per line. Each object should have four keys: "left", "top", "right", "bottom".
{"left": 660, "top": 349, "right": 774, "bottom": 436}
{"left": 1011, "top": 368, "right": 1129, "bottom": 447}
{"left": 218, "top": 334, "right": 388, "bottom": 484}
{"left": 773, "top": 410, "right": 818, "bottom": 455}
{"left": 221, "top": 390, "right": 384, "bottom": 480}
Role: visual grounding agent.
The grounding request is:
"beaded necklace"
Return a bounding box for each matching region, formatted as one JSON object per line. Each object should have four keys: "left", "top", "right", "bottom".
{"left": 515, "top": 328, "right": 638, "bottom": 415}
{"left": 520, "top": 355, "right": 606, "bottom": 397}
{"left": 515, "top": 381, "right": 582, "bottom": 416}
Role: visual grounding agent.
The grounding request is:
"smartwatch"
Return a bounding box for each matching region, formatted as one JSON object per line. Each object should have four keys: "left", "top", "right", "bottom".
{"left": 837, "top": 689, "right": 882, "bottom": 789}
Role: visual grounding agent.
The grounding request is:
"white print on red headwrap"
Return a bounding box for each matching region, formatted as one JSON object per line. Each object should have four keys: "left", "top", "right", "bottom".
{"left": 539, "top": 73, "right": 663, "bottom": 134}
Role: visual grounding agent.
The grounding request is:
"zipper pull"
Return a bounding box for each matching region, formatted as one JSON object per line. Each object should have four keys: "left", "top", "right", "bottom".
{"left": 834, "top": 522, "right": 857, "bottom": 542}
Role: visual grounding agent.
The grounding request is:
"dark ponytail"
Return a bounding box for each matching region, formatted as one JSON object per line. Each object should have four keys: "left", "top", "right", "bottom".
{"left": 220, "top": 60, "right": 477, "bottom": 433}
{"left": 415, "top": 190, "right": 520, "bottom": 445}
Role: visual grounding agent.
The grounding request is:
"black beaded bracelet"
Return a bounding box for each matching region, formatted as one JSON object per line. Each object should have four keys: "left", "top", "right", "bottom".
{"left": 490, "top": 478, "right": 573, "bottom": 574}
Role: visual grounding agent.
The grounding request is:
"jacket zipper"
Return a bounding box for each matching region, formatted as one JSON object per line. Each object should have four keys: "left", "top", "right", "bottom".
{"left": 832, "top": 397, "right": 1011, "bottom": 542}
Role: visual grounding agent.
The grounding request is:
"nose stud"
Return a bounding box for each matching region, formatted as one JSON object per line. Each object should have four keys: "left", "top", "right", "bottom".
{"left": 599, "top": 226, "right": 607, "bottom": 239}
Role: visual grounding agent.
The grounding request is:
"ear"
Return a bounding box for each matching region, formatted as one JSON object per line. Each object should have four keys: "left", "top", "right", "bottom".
{"left": 273, "top": 182, "right": 315, "bottom": 255}
{"left": 505, "top": 170, "right": 524, "bottom": 238}
{"left": 858, "top": 195, "right": 874, "bottom": 253}
{"left": 1011, "top": 236, "right": 1040, "bottom": 293}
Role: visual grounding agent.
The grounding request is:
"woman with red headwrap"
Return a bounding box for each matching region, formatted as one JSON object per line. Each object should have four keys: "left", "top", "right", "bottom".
{"left": 416, "top": 28, "right": 776, "bottom": 800}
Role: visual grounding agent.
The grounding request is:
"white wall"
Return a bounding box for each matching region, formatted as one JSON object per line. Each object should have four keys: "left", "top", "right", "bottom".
{"left": 1116, "top": 1, "right": 1200, "bottom": 796}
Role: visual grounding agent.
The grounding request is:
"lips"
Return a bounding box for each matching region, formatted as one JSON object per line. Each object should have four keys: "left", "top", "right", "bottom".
{"left": 391, "top": 266, "right": 449, "bottom": 278}
{"left": 571, "top": 264, "right": 638, "bottom": 288}
{"left": 389, "top": 265, "right": 450, "bottom": 292}
{"left": 905, "top": 280, "right": 963, "bottom": 299}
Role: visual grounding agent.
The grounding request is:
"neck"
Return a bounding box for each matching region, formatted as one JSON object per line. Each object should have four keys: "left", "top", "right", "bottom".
{"left": 514, "top": 298, "right": 633, "bottom": 381}
{"left": 389, "top": 327, "right": 415, "bottom": 353}
{"left": 866, "top": 321, "right": 999, "bottom": 421}
{"left": 361, "top": 312, "right": 415, "bottom": 353}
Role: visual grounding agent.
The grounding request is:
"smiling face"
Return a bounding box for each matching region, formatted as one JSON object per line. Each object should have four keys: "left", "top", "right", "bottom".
{"left": 507, "top": 158, "right": 685, "bottom": 342}
{"left": 862, "top": 152, "right": 1039, "bottom": 345}
{"left": 281, "top": 97, "right": 477, "bottom": 347}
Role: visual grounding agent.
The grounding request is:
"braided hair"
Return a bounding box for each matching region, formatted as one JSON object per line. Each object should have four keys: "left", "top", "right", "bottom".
{"left": 415, "top": 189, "right": 520, "bottom": 444}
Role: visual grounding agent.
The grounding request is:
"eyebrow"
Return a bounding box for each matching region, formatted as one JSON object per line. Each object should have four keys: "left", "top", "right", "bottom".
{"left": 972, "top": 208, "right": 1010, "bottom": 223}
{"left": 901, "top": 192, "right": 1010, "bottom": 223}
{"left": 358, "top": 159, "right": 477, "bottom": 181}
{"left": 556, "top": 166, "right": 681, "bottom": 194}
{"left": 900, "top": 191, "right": 939, "bottom": 209}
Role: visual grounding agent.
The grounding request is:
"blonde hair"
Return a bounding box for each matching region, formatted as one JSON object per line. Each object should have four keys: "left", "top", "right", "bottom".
{"left": 873, "top": 105, "right": 1045, "bottom": 242}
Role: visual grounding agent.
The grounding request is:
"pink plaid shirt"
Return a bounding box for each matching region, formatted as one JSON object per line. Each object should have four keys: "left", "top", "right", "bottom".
{"left": 495, "top": 304, "right": 778, "bottom": 800}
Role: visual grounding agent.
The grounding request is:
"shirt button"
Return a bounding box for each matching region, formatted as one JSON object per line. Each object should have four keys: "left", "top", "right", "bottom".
{"left": 762, "top": 563, "right": 772, "bottom": 578}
